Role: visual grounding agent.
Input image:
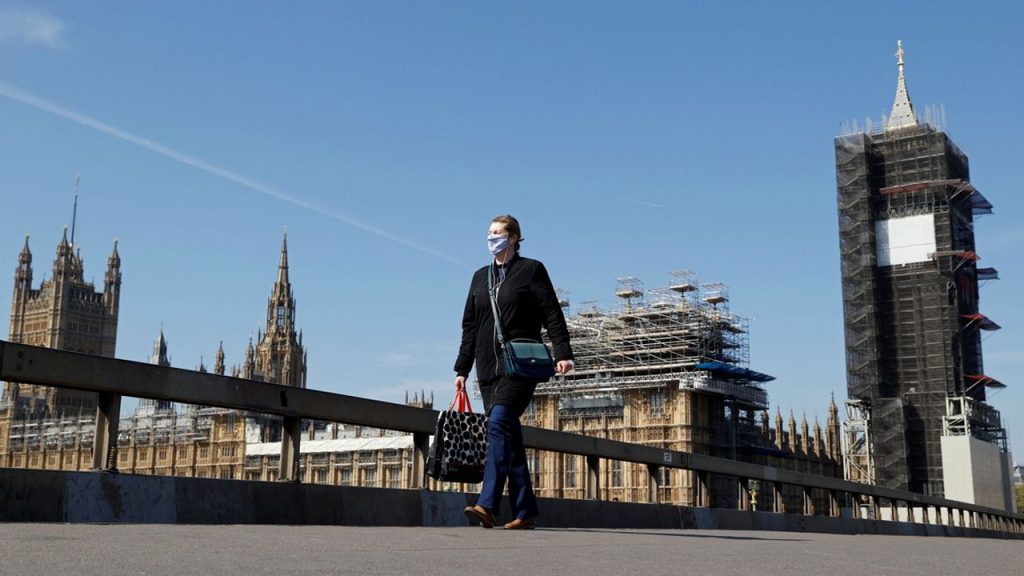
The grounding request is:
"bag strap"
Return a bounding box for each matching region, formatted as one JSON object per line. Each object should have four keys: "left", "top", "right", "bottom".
{"left": 487, "top": 261, "right": 507, "bottom": 349}
{"left": 449, "top": 388, "right": 474, "bottom": 413}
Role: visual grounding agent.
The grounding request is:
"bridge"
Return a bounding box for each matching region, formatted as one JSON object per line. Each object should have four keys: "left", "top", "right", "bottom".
{"left": 2, "top": 524, "right": 1022, "bottom": 576}
{"left": 1, "top": 340, "right": 1021, "bottom": 543}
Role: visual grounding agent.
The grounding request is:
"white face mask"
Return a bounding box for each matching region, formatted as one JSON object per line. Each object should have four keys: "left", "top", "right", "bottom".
{"left": 487, "top": 234, "right": 510, "bottom": 256}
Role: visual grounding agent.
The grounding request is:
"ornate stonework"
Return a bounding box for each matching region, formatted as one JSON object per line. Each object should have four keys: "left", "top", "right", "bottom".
{"left": 3, "top": 230, "right": 120, "bottom": 417}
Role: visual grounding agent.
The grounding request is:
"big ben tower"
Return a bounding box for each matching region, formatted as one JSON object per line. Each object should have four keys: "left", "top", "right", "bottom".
{"left": 835, "top": 43, "right": 1010, "bottom": 507}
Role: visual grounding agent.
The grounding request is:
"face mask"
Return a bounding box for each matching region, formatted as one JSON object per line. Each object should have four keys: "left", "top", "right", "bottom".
{"left": 488, "top": 234, "right": 510, "bottom": 256}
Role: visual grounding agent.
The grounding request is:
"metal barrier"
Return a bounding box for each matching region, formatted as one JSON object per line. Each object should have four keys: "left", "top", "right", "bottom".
{"left": 1, "top": 340, "right": 1021, "bottom": 534}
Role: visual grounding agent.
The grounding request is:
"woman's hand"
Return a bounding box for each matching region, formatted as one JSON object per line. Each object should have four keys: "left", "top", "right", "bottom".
{"left": 454, "top": 375, "right": 466, "bottom": 391}
{"left": 556, "top": 360, "right": 574, "bottom": 375}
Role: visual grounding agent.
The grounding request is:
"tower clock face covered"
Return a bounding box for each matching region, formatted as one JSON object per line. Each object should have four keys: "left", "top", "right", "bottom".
{"left": 875, "top": 214, "right": 936, "bottom": 267}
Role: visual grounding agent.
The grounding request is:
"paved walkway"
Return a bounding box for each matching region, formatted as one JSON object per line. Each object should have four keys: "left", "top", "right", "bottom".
{"left": 1, "top": 524, "right": 1021, "bottom": 575}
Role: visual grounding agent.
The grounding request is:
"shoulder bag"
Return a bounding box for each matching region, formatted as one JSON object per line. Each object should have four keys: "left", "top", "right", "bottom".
{"left": 488, "top": 261, "right": 557, "bottom": 381}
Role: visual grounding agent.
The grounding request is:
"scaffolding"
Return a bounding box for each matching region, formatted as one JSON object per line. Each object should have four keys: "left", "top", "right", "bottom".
{"left": 835, "top": 120, "right": 1005, "bottom": 496}
{"left": 841, "top": 399, "right": 874, "bottom": 485}
{"left": 538, "top": 271, "right": 770, "bottom": 412}
{"left": 943, "top": 395, "right": 1008, "bottom": 449}
{"left": 2, "top": 405, "right": 244, "bottom": 454}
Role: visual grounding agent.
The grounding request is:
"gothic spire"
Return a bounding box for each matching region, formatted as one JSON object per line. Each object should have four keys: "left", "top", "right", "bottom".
{"left": 267, "top": 229, "right": 295, "bottom": 334}
{"left": 813, "top": 417, "right": 822, "bottom": 457}
{"left": 278, "top": 228, "right": 289, "bottom": 286}
{"left": 108, "top": 239, "right": 121, "bottom": 269}
{"left": 151, "top": 327, "right": 170, "bottom": 367}
{"left": 886, "top": 40, "right": 918, "bottom": 131}
{"left": 19, "top": 234, "right": 31, "bottom": 264}
{"left": 53, "top": 226, "right": 72, "bottom": 279}
{"left": 214, "top": 341, "right": 226, "bottom": 376}
{"left": 774, "top": 408, "right": 784, "bottom": 449}
{"left": 70, "top": 175, "right": 80, "bottom": 248}
{"left": 15, "top": 235, "right": 32, "bottom": 292}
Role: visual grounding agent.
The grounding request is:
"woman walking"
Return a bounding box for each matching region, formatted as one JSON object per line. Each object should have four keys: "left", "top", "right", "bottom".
{"left": 454, "top": 214, "right": 574, "bottom": 530}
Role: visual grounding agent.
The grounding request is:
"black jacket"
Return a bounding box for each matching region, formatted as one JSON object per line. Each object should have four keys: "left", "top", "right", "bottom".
{"left": 454, "top": 255, "right": 573, "bottom": 384}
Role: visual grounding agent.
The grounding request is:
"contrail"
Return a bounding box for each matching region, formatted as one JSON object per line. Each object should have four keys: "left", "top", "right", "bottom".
{"left": 0, "top": 81, "right": 469, "bottom": 269}
{"left": 623, "top": 199, "right": 667, "bottom": 209}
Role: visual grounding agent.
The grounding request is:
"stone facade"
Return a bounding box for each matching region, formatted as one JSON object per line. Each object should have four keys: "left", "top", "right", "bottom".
{"left": 0, "top": 231, "right": 300, "bottom": 478}
{"left": 520, "top": 387, "right": 842, "bottom": 509}
{"left": 3, "top": 230, "right": 120, "bottom": 416}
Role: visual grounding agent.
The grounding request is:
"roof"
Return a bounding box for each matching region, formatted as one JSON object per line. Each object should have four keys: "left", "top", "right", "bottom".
{"left": 246, "top": 435, "right": 415, "bottom": 456}
{"left": 696, "top": 361, "right": 775, "bottom": 383}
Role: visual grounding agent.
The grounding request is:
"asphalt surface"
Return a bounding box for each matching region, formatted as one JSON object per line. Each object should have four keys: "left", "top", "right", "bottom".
{"left": 1, "top": 524, "right": 1021, "bottom": 576}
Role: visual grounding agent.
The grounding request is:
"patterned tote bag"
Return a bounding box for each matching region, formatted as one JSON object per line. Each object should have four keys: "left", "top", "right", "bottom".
{"left": 426, "top": 389, "right": 488, "bottom": 484}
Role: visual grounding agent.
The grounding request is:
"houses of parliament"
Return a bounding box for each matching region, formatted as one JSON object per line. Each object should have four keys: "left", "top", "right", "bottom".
{"left": 0, "top": 218, "right": 841, "bottom": 507}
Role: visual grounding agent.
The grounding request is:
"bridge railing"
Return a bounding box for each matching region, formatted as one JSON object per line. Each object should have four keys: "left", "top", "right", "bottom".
{"left": 0, "top": 340, "right": 1021, "bottom": 534}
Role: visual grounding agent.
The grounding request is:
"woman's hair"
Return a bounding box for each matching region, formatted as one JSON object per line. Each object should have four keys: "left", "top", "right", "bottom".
{"left": 491, "top": 214, "right": 522, "bottom": 252}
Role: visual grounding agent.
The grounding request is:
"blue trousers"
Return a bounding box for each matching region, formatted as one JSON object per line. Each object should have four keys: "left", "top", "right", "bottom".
{"left": 476, "top": 403, "right": 538, "bottom": 519}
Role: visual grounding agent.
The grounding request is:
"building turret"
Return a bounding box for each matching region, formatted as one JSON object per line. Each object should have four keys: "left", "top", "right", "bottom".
{"left": 825, "top": 394, "right": 841, "bottom": 461}
{"left": 266, "top": 232, "right": 295, "bottom": 335}
{"left": 812, "top": 417, "right": 823, "bottom": 459}
{"left": 15, "top": 235, "right": 32, "bottom": 294}
{"left": 774, "top": 408, "right": 784, "bottom": 449}
{"left": 104, "top": 240, "right": 121, "bottom": 315}
{"left": 251, "top": 231, "right": 306, "bottom": 388}
{"left": 137, "top": 328, "right": 173, "bottom": 416}
{"left": 787, "top": 411, "right": 798, "bottom": 453}
{"left": 10, "top": 236, "right": 34, "bottom": 343}
{"left": 214, "top": 341, "right": 226, "bottom": 376}
{"left": 800, "top": 414, "right": 810, "bottom": 455}
{"left": 151, "top": 328, "right": 170, "bottom": 367}
{"left": 52, "top": 227, "right": 73, "bottom": 281}
{"left": 243, "top": 337, "right": 255, "bottom": 379}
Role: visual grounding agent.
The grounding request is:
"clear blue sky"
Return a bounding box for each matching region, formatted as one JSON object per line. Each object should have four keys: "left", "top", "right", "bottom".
{"left": 1, "top": 2, "right": 1021, "bottom": 450}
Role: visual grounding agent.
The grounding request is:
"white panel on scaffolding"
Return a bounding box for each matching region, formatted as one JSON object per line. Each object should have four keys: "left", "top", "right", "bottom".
{"left": 875, "top": 213, "right": 936, "bottom": 267}
{"left": 1001, "top": 450, "right": 1016, "bottom": 513}
{"left": 940, "top": 435, "right": 1011, "bottom": 510}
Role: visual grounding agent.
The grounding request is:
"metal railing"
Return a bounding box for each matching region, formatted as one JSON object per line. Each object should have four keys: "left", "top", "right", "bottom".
{"left": 0, "top": 340, "right": 1021, "bottom": 535}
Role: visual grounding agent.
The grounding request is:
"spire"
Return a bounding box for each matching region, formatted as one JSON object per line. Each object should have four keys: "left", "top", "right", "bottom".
{"left": 15, "top": 235, "right": 32, "bottom": 292}
{"left": 107, "top": 239, "right": 121, "bottom": 269}
{"left": 886, "top": 40, "right": 918, "bottom": 131}
{"left": 103, "top": 239, "right": 122, "bottom": 315}
{"left": 151, "top": 327, "right": 170, "bottom": 367}
{"left": 800, "top": 413, "right": 810, "bottom": 454}
{"left": 787, "top": 410, "right": 798, "bottom": 452}
{"left": 278, "top": 228, "right": 289, "bottom": 285}
{"left": 19, "top": 234, "right": 31, "bottom": 264}
{"left": 214, "top": 341, "right": 226, "bottom": 376}
{"left": 813, "top": 417, "right": 823, "bottom": 458}
{"left": 243, "top": 337, "right": 255, "bottom": 379}
{"left": 266, "top": 229, "right": 296, "bottom": 334}
{"left": 825, "top": 394, "right": 841, "bottom": 462}
{"left": 53, "top": 226, "right": 72, "bottom": 278}
{"left": 774, "top": 408, "right": 784, "bottom": 449}
{"left": 70, "top": 175, "right": 80, "bottom": 248}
